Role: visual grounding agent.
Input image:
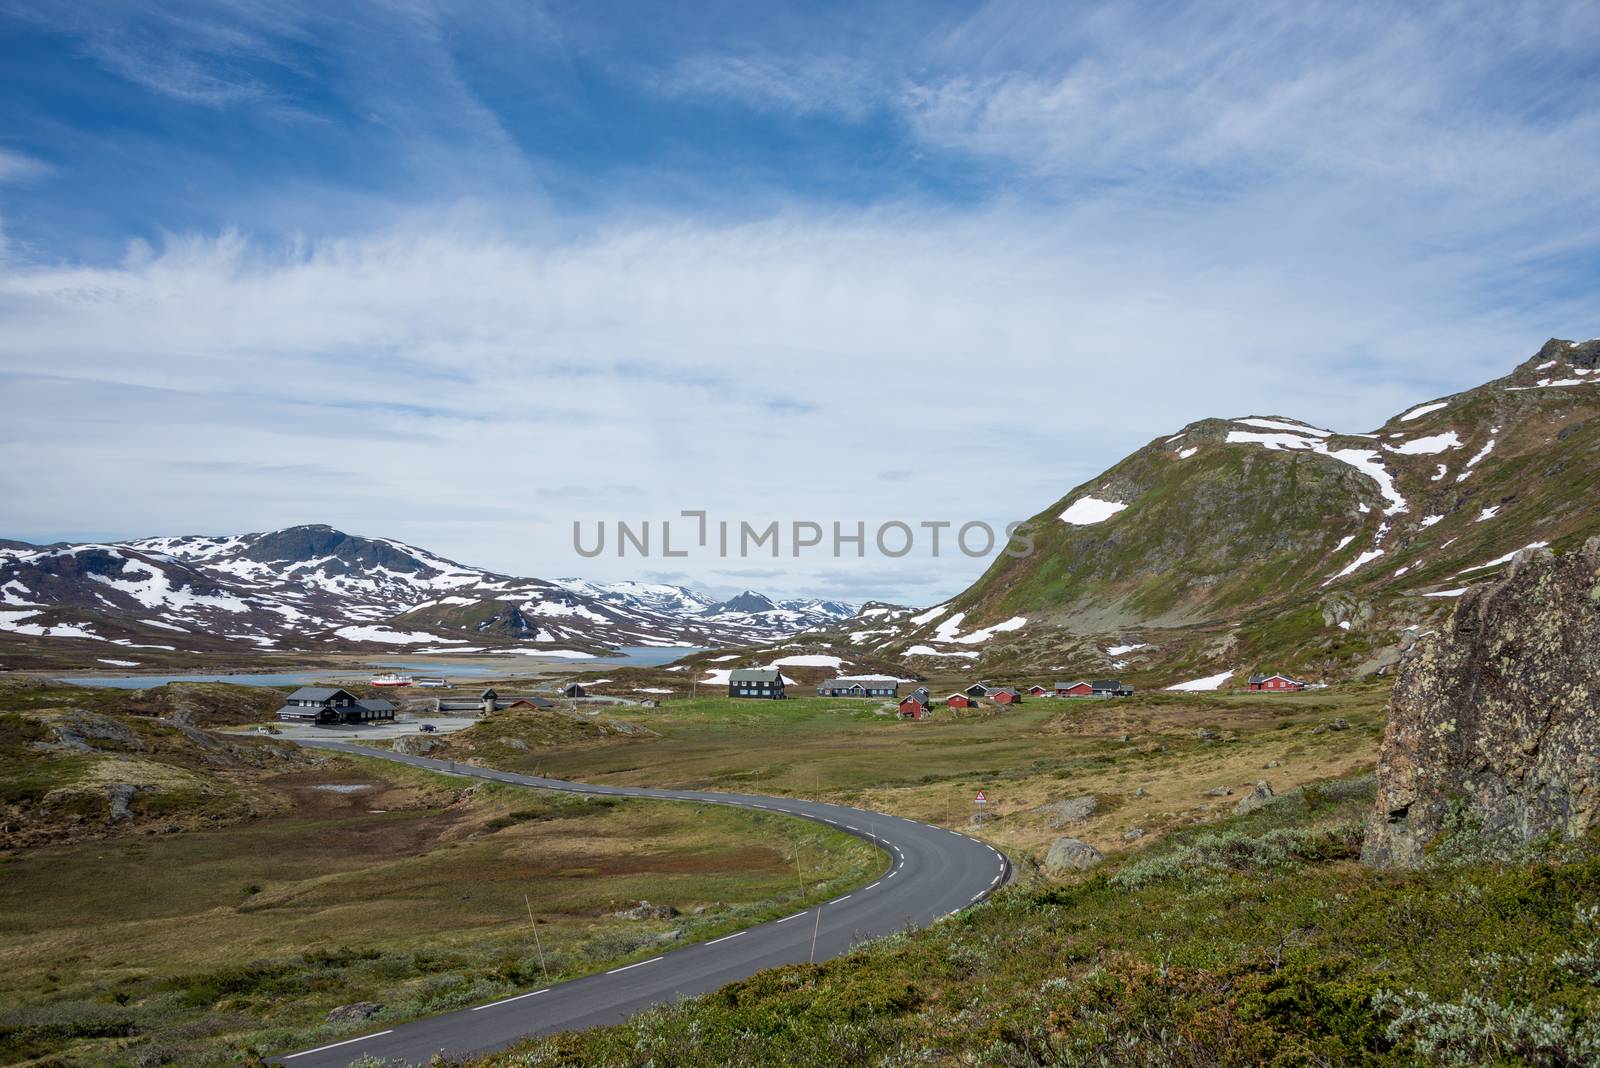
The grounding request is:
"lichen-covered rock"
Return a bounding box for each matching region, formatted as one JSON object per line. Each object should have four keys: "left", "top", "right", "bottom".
{"left": 1042, "top": 837, "right": 1104, "bottom": 874}
{"left": 1032, "top": 795, "right": 1097, "bottom": 828}
{"left": 1233, "top": 781, "right": 1276, "bottom": 816}
{"left": 392, "top": 735, "right": 447, "bottom": 756}
{"left": 1362, "top": 540, "right": 1600, "bottom": 868}
{"left": 325, "top": 1001, "right": 383, "bottom": 1024}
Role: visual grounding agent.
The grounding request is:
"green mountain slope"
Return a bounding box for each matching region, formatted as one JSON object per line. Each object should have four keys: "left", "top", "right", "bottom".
{"left": 885, "top": 338, "right": 1600, "bottom": 683}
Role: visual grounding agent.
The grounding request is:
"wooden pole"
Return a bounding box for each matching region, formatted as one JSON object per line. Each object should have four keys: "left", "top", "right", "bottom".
{"left": 525, "top": 894, "right": 548, "bottom": 980}
{"left": 810, "top": 906, "right": 822, "bottom": 963}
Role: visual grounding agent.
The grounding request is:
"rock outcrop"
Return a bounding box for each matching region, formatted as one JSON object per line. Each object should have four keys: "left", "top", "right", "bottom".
{"left": 1233, "top": 781, "right": 1276, "bottom": 817}
{"left": 1043, "top": 837, "right": 1104, "bottom": 874}
{"left": 1362, "top": 541, "right": 1600, "bottom": 868}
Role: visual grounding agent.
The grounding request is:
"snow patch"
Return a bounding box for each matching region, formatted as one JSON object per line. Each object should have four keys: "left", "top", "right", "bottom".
{"left": 1476, "top": 505, "right": 1500, "bottom": 522}
{"left": 1106, "top": 643, "right": 1148, "bottom": 656}
{"left": 904, "top": 645, "right": 980, "bottom": 659}
{"left": 1386, "top": 431, "right": 1462, "bottom": 455}
{"left": 334, "top": 626, "right": 467, "bottom": 645}
{"left": 1176, "top": 446, "right": 1198, "bottom": 459}
{"left": 1399, "top": 401, "right": 1448, "bottom": 422}
{"left": 1456, "top": 542, "right": 1549, "bottom": 575}
{"left": 1328, "top": 549, "right": 1385, "bottom": 582}
{"left": 1166, "top": 670, "right": 1234, "bottom": 692}
{"left": 1059, "top": 496, "right": 1130, "bottom": 525}
{"left": 1234, "top": 417, "right": 1331, "bottom": 436}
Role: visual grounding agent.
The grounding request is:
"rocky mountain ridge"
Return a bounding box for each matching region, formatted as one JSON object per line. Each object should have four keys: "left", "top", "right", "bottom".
{"left": 858, "top": 338, "right": 1600, "bottom": 685}
{"left": 0, "top": 525, "right": 857, "bottom": 667}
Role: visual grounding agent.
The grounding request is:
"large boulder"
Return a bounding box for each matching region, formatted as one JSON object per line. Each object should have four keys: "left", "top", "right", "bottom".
{"left": 1362, "top": 541, "right": 1600, "bottom": 868}
{"left": 1043, "top": 837, "right": 1104, "bottom": 874}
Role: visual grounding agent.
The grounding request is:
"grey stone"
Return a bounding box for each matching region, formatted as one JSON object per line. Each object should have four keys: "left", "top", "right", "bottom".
{"left": 1032, "top": 795, "right": 1097, "bottom": 828}
{"left": 1042, "top": 837, "right": 1104, "bottom": 874}
{"left": 1121, "top": 827, "right": 1145, "bottom": 841}
{"left": 1204, "top": 785, "right": 1233, "bottom": 797}
{"left": 325, "top": 1002, "right": 383, "bottom": 1024}
{"left": 1232, "top": 781, "right": 1276, "bottom": 817}
{"left": 107, "top": 783, "right": 138, "bottom": 822}
{"left": 611, "top": 900, "right": 679, "bottom": 920}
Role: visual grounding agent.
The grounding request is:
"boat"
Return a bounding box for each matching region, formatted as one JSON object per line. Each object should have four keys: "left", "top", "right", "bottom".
{"left": 414, "top": 676, "right": 449, "bottom": 688}
{"left": 369, "top": 672, "right": 415, "bottom": 687}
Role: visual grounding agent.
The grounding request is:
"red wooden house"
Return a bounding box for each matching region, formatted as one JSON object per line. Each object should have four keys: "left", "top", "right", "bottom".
{"left": 899, "top": 696, "right": 929, "bottom": 720}
{"left": 946, "top": 693, "right": 974, "bottom": 709}
{"left": 1026, "top": 684, "right": 1051, "bottom": 697}
{"left": 987, "top": 687, "right": 1022, "bottom": 705}
{"left": 1248, "top": 674, "right": 1306, "bottom": 692}
{"left": 1055, "top": 680, "right": 1094, "bottom": 697}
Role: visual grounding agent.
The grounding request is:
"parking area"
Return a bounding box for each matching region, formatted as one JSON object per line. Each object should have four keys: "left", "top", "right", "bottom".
{"left": 244, "top": 714, "right": 483, "bottom": 743}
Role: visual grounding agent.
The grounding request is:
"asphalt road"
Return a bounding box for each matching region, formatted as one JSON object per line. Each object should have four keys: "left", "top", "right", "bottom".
{"left": 274, "top": 741, "right": 1009, "bottom": 1067}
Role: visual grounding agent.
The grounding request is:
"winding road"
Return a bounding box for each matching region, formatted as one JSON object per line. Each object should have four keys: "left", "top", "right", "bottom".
{"left": 273, "top": 741, "right": 1009, "bottom": 1067}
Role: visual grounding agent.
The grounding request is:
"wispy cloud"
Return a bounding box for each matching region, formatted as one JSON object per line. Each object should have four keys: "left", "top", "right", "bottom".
{"left": 1, "top": 0, "right": 1597, "bottom": 602}
{"left": 655, "top": 53, "right": 886, "bottom": 120}
{"left": 0, "top": 148, "right": 51, "bottom": 183}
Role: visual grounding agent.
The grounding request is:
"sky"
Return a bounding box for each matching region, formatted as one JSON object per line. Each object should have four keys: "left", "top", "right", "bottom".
{"left": 1, "top": 0, "right": 1597, "bottom": 604}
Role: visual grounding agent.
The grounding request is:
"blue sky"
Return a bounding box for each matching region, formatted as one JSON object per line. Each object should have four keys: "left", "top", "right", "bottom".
{"left": 2, "top": 1, "right": 1597, "bottom": 603}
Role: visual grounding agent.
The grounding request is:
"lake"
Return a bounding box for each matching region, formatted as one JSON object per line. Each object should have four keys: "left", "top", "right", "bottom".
{"left": 56, "top": 646, "right": 705, "bottom": 690}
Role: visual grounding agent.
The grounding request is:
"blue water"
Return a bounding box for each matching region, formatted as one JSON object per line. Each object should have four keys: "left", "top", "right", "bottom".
{"left": 57, "top": 646, "right": 704, "bottom": 689}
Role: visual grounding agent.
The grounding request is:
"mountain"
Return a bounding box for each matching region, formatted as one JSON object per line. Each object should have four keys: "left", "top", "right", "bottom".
{"left": 708, "top": 590, "right": 779, "bottom": 614}
{"left": 881, "top": 337, "right": 1600, "bottom": 683}
{"left": 0, "top": 525, "right": 856, "bottom": 667}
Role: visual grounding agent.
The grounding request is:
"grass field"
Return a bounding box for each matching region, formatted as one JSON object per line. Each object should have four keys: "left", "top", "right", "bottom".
{"left": 427, "top": 683, "right": 1393, "bottom": 866}
{"left": 0, "top": 752, "right": 881, "bottom": 1067}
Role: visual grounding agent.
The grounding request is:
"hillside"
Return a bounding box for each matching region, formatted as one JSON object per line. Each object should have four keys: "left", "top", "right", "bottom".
{"left": 876, "top": 338, "right": 1600, "bottom": 684}
{"left": 0, "top": 526, "right": 855, "bottom": 669}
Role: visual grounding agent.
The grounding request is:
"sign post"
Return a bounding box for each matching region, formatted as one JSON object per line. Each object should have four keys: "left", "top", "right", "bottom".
{"left": 975, "top": 790, "right": 987, "bottom": 828}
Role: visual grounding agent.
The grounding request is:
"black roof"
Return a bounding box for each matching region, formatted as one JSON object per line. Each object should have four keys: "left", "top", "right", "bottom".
{"left": 480, "top": 688, "right": 499, "bottom": 698}
{"left": 285, "top": 686, "right": 357, "bottom": 702}
{"left": 356, "top": 698, "right": 395, "bottom": 712}
{"left": 1091, "top": 680, "right": 1124, "bottom": 689}
{"left": 730, "top": 668, "right": 782, "bottom": 683}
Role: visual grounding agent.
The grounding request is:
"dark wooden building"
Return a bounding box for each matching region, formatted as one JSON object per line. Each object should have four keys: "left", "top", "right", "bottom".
{"left": 730, "top": 668, "right": 785, "bottom": 699}
{"left": 274, "top": 687, "right": 395, "bottom": 724}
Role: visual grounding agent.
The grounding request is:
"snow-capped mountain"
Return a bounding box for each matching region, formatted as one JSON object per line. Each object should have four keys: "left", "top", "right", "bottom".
{"left": 0, "top": 525, "right": 857, "bottom": 664}
{"left": 883, "top": 336, "right": 1600, "bottom": 681}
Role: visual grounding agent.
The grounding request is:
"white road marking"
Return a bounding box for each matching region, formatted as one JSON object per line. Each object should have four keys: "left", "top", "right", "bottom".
{"left": 845, "top": 825, "right": 860, "bottom": 831}
{"left": 990, "top": 875, "right": 1001, "bottom": 886}
{"left": 776, "top": 912, "right": 805, "bottom": 923}
{"left": 284, "top": 1031, "right": 395, "bottom": 1059}
{"left": 474, "top": 988, "right": 549, "bottom": 1010}
{"left": 864, "top": 882, "right": 880, "bottom": 891}
{"left": 705, "top": 931, "right": 744, "bottom": 946}
{"left": 829, "top": 894, "right": 852, "bottom": 904}
{"left": 970, "top": 893, "right": 984, "bottom": 903}
{"left": 886, "top": 870, "right": 898, "bottom": 878}
{"left": 606, "top": 957, "right": 663, "bottom": 975}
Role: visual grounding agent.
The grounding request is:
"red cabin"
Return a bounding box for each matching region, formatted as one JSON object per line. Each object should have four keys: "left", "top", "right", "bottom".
{"left": 1055, "top": 681, "right": 1094, "bottom": 697}
{"left": 946, "top": 693, "right": 974, "bottom": 709}
{"left": 1248, "top": 674, "right": 1306, "bottom": 692}
{"left": 899, "top": 697, "right": 929, "bottom": 720}
{"left": 1026, "top": 684, "right": 1051, "bottom": 697}
{"left": 988, "top": 687, "right": 1021, "bottom": 705}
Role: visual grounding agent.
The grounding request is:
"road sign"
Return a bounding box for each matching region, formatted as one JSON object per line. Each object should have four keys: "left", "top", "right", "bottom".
{"left": 975, "top": 791, "right": 987, "bottom": 804}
